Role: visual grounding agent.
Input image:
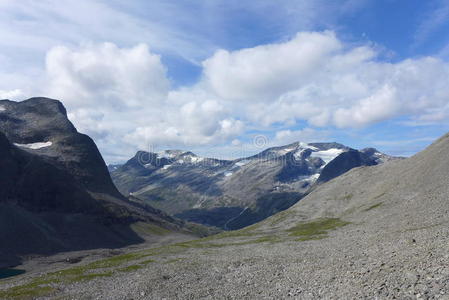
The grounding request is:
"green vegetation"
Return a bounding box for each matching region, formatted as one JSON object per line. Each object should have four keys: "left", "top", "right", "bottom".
{"left": 174, "top": 234, "right": 280, "bottom": 249}
{"left": 364, "top": 202, "right": 383, "bottom": 211}
{"left": 372, "top": 191, "right": 387, "bottom": 200}
{"left": 341, "top": 193, "right": 353, "bottom": 200}
{"left": 0, "top": 222, "right": 278, "bottom": 299}
{"left": 402, "top": 222, "right": 444, "bottom": 232}
{"left": 269, "top": 210, "right": 294, "bottom": 226}
{"left": 287, "top": 218, "right": 351, "bottom": 241}
{"left": 295, "top": 235, "right": 328, "bottom": 242}
{"left": 0, "top": 280, "right": 55, "bottom": 299}
{"left": 130, "top": 222, "right": 171, "bottom": 236}
{"left": 0, "top": 251, "right": 158, "bottom": 299}
{"left": 67, "top": 272, "right": 114, "bottom": 283}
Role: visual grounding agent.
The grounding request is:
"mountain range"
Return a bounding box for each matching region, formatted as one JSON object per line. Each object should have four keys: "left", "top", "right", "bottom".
{"left": 2, "top": 125, "right": 446, "bottom": 299}
{"left": 110, "top": 141, "right": 397, "bottom": 229}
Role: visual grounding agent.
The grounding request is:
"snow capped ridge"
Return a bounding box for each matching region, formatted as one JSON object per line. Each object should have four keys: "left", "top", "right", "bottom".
{"left": 140, "top": 149, "right": 232, "bottom": 170}
{"left": 250, "top": 140, "right": 350, "bottom": 166}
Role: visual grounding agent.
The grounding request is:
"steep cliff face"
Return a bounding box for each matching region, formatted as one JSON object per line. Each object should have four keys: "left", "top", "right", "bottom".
{"left": 0, "top": 97, "right": 120, "bottom": 196}
{"left": 0, "top": 97, "right": 200, "bottom": 267}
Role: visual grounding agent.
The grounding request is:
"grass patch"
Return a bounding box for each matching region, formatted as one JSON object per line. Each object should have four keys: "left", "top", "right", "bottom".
{"left": 173, "top": 234, "right": 280, "bottom": 249}
{"left": 269, "top": 210, "right": 294, "bottom": 226}
{"left": 0, "top": 251, "right": 158, "bottom": 299}
{"left": 341, "top": 193, "right": 353, "bottom": 200}
{"left": 287, "top": 218, "right": 351, "bottom": 240}
{"left": 140, "top": 259, "right": 156, "bottom": 265}
{"left": 402, "top": 222, "right": 443, "bottom": 232}
{"left": 0, "top": 281, "right": 55, "bottom": 300}
{"left": 0, "top": 225, "right": 276, "bottom": 299}
{"left": 130, "top": 222, "right": 171, "bottom": 236}
{"left": 86, "top": 252, "right": 152, "bottom": 269}
{"left": 364, "top": 202, "right": 383, "bottom": 211}
{"left": 67, "top": 271, "right": 113, "bottom": 283}
{"left": 295, "top": 235, "right": 328, "bottom": 242}
{"left": 372, "top": 191, "right": 387, "bottom": 200}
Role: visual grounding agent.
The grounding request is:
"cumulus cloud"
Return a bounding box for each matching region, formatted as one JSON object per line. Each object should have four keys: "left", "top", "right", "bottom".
{"left": 46, "top": 43, "right": 169, "bottom": 109}
{"left": 202, "top": 31, "right": 342, "bottom": 102}
{"left": 0, "top": 89, "right": 23, "bottom": 100}
{"left": 200, "top": 31, "right": 449, "bottom": 128}
{"left": 274, "top": 128, "right": 330, "bottom": 145}
{"left": 44, "top": 43, "right": 244, "bottom": 160}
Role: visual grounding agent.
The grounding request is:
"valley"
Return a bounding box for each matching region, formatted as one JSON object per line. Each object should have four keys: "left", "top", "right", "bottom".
{"left": 0, "top": 99, "right": 447, "bottom": 299}
{"left": 111, "top": 142, "right": 396, "bottom": 230}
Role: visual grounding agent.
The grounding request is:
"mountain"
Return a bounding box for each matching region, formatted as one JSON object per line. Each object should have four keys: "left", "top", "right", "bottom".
{"left": 111, "top": 141, "right": 396, "bottom": 229}
{"left": 12, "top": 132, "right": 448, "bottom": 299}
{"left": 0, "top": 97, "right": 204, "bottom": 268}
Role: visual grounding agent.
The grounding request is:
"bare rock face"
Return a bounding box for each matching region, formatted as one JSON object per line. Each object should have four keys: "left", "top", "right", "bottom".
{"left": 0, "top": 98, "right": 120, "bottom": 195}
{"left": 0, "top": 97, "right": 198, "bottom": 267}
{"left": 111, "top": 139, "right": 396, "bottom": 230}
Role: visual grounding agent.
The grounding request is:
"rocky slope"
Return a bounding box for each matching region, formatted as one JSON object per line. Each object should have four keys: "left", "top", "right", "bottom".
{"left": 111, "top": 142, "right": 395, "bottom": 229}
{"left": 3, "top": 133, "right": 447, "bottom": 299}
{"left": 0, "top": 97, "right": 204, "bottom": 268}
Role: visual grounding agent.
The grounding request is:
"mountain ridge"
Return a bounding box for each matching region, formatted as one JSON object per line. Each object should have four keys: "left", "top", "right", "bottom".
{"left": 111, "top": 139, "right": 398, "bottom": 229}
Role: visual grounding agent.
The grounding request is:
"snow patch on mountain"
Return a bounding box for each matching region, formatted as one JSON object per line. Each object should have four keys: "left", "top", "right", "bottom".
{"left": 157, "top": 150, "right": 180, "bottom": 159}
{"left": 293, "top": 148, "right": 308, "bottom": 160}
{"left": 309, "top": 173, "right": 320, "bottom": 182}
{"left": 189, "top": 156, "right": 204, "bottom": 163}
{"left": 235, "top": 160, "right": 250, "bottom": 167}
{"left": 14, "top": 141, "right": 53, "bottom": 149}
{"left": 311, "top": 148, "right": 344, "bottom": 164}
{"left": 0, "top": 105, "right": 5, "bottom": 111}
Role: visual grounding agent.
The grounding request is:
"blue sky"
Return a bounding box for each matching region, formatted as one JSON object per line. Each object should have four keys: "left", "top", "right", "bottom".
{"left": 0, "top": 0, "right": 448, "bottom": 162}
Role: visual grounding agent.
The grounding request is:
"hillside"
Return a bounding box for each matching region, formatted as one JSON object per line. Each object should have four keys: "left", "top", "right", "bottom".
{"left": 4, "top": 132, "right": 446, "bottom": 299}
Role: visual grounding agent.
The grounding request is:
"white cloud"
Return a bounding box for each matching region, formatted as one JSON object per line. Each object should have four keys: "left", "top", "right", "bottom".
{"left": 43, "top": 43, "right": 244, "bottom": 161}
{"left": 200, "top": 32, "right": 449, "bottom": 129}
{"left": 46, "top": 43, "right": 169, "bottom": 109}
{"left": 202, "top": 31, "right": 342, "bottom": 102}
{"left": 0, "top": 89, "right": 23, "bottom": 100}
{"left": 274, "top": 128, "right": 330, "bottom": 145}
{"left": 333, "top": 85, "right": 399, "bottom": 128}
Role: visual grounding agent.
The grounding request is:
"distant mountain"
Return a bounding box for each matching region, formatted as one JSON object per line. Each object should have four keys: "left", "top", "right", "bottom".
{"left": 0, "top": 97, "right": 205, "bottom": 267}
{"left": 111, "top": 141, "right": 397, "bottom": 230}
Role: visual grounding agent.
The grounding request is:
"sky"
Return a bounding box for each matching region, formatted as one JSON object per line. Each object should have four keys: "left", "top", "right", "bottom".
{"left": 1, "top": 0, "right": 449, "bottom": 163}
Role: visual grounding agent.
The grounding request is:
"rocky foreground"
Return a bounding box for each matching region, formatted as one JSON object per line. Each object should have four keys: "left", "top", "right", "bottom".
{"left": 1, "top": 133, "right": 448, "bottom": 299}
